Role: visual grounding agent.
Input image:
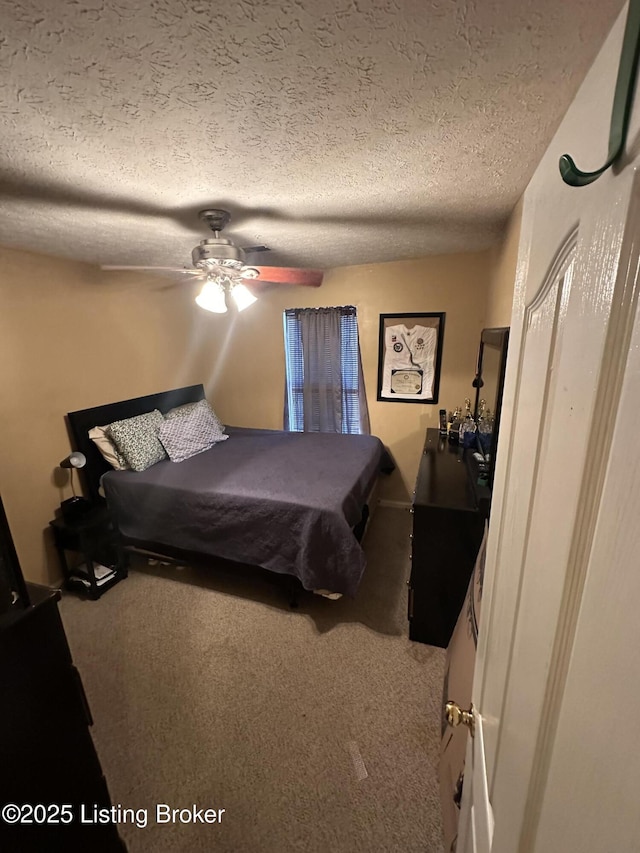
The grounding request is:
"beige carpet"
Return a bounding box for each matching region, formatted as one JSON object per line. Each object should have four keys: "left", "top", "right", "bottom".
{"left": 59, "top": 506, "right": 446, "bottom": 853}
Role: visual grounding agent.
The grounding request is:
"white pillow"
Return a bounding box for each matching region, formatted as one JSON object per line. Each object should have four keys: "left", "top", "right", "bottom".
{"left": 89, "top": 425, "right": 130, "bottom": 470}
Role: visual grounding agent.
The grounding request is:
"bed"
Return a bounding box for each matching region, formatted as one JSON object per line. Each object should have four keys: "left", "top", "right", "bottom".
{"left": 67, "top": 385, "right": 393, "bottom": 598}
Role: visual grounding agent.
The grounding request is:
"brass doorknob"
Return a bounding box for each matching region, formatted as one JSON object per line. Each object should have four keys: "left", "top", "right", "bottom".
{"left": 445, "top": 700, "right": 475, "bottom": 736}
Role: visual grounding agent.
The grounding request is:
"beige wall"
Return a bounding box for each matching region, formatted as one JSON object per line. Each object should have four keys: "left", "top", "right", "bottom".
{"left": 485, "top": 197, "right": 523, "bottom": 328}
{"left": 0, "top": 244, "right": 491, "bottom": 586}
{"left": 0, "top": 245, "right": 221, "bottom": 585}
{"left": 209, "top": 252, "right": 491, "bottom": 504}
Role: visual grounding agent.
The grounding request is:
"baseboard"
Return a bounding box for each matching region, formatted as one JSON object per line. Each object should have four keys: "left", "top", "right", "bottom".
{"left": 378, "top": 499, "right": 412, "bottom": 510}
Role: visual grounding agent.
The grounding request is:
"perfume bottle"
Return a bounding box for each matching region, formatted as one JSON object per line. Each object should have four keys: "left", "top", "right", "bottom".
{"left": 449, "top": 406, "right": 462, "bottom": 443}
{"left": 459, "top": 398, "right": 477, "bottom": 448}
{"left": 477, "top": 399, "right": 493, "bottom": 453}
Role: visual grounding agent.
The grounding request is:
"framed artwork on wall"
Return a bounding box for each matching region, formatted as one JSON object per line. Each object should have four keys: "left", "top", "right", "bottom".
{"left": 377, "top": 312, "right": 445, "bottom": 403}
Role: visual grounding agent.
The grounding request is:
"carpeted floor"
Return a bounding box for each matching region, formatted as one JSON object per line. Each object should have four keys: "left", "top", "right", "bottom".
{"left": 59, "top": 506, "right": 446, "bottom": 853}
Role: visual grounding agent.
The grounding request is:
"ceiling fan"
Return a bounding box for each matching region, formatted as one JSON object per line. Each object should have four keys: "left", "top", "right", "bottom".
{"left": 101, "top": 208, "right": 323, "bottom": 313}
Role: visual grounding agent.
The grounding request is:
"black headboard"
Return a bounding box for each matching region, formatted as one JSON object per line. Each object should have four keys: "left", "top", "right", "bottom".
{"left": 67, "top": 384, "right": 206, "bottom": 505}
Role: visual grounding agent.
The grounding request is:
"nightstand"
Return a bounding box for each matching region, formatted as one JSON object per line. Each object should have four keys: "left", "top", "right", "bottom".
{"left": 50, "top": 505, "right": 128, "bottom": 599}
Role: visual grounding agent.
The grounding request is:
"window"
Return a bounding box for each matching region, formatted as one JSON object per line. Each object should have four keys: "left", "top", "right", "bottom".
{"left": 283, "top": 306, "right": 370, "bottom": 434}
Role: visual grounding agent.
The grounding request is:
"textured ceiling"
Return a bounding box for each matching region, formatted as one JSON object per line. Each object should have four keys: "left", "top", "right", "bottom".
{"left": 0, "top": 0, "right": 624, "bottom": 271}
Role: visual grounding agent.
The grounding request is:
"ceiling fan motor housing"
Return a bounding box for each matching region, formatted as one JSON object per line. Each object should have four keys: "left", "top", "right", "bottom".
{"left": 192, "top": 237, "right": 245, "bottom": 268}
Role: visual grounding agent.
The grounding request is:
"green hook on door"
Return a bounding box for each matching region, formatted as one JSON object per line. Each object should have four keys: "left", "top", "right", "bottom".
{"left": 560, "top": 0, "right": 640, "bottom": 187}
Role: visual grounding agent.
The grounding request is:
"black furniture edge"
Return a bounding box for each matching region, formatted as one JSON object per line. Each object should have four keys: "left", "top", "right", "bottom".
{"left": 2, "top": 583, "right": 127, "bottom": 851}
{"left": 0, "top": 492, "right": 30, "bottom": 611}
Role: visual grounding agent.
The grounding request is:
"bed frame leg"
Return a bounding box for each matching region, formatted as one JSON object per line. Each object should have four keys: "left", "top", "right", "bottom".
{"left": 289, "top": 578, "right": 300, "bottom": 609}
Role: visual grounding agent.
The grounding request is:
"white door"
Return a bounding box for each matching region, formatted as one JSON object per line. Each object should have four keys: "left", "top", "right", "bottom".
{"left": 454, "top": 5, "right": 640, "bottom": 852}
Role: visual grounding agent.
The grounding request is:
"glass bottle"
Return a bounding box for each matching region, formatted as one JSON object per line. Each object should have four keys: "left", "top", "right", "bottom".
{"left": 459, "top": 398, "right": 476, "bottom": 447}
{"left": 477, "top": 399, "right": 492, "bottom": 454}
{"left": 449, "top": 405, "right": 462, "bottom": 443}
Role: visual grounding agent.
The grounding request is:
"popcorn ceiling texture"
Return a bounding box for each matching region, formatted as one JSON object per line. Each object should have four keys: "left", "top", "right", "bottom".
{"left": 0, "top": 0, "right": 623, "bottom": 269}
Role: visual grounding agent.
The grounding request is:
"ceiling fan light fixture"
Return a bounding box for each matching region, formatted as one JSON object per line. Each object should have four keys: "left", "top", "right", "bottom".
{"left": 231, "top": 282, "right": 257, "bottom": 312}
{"left": 102, "top": 209, "right": 322, "bottom": 307}
{"left": 195, "top": 280, "right": 228, "bottom": 313}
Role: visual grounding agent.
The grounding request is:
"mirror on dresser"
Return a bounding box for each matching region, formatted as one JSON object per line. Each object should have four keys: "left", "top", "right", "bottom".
{"left": 472, "top": 326, "right": 509, "bottom": 493}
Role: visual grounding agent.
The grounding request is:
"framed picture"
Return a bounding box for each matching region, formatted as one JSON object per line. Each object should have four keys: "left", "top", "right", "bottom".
{"left": 377, "top": 312, "right": 445, "bottom": 403}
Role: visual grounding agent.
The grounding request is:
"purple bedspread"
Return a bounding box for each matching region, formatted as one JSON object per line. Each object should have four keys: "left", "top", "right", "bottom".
{"left": 102, "top": 427, "right": 389, "bottom": 595}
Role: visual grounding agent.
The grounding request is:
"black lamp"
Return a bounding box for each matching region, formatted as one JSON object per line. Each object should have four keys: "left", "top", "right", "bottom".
{"left": 60, "top": 452, "right": 91, "bottom": 522}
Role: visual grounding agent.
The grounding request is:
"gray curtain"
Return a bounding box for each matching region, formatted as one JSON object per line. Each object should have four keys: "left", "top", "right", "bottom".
{"left": 284, "top": 306, "right": 370, "bottom": 434}
{"left": 301, "top": 307, "right": 343, "bottom": 433}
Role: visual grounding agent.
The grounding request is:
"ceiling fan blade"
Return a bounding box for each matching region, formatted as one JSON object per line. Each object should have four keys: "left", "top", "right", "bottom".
{"left": 101, "top": 265, "right": 204, "bottom": 275}
{"left": 156, "top": 281, "right": 189, "bottom": 292}
{"left": 251, "top": 266, "right": 323, "bottom": 287}
{"left": 242, "top": 245, "right": 271, "bottom": 254}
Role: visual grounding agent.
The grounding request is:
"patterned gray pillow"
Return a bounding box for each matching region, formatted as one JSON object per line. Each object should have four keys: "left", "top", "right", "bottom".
{"left": 164, "top": 398, "right": 225, "bottom": 433}
{"left": 158, "top": 403, "right": 228, "bottom": 463}
{"left": 108, "top": 409, "right": 167, "bottom": 472}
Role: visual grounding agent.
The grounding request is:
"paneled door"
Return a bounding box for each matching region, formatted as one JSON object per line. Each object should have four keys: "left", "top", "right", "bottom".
{"left": 452, "top": 5, "right": 640, "bottom": 852}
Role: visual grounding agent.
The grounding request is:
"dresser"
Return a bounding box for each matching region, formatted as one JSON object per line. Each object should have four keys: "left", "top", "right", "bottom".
{"left": 0, "top": 486, "right": 126, "bottom": 852}
{"left": 408, "top": 429, "right": 487, "bottom": 648}
{"left": 1, "top": 584, "right": 127, "bottom": 851}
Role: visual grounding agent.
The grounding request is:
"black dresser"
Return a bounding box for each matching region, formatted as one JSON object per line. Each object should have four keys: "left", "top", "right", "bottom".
{"left": 1, "top": 584, "right": 127, "bottom": 852}
{"left": 0, "top": 484, "right": 126, "bottom": 853}
{"left": 408, "top": 429, "right": 487, "bottom": 648}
